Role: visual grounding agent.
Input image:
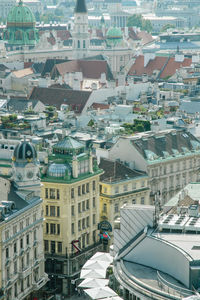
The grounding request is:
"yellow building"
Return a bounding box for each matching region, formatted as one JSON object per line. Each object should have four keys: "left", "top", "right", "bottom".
{"left": 99, "top": 158, "right": 150, "bottom": 241}
{"left": 41, "top": 137, "right": 103, "bottom": 297}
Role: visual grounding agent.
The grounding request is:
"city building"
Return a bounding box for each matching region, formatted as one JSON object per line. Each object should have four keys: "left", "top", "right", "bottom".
{"left": 41, "top": 136, "right": 103, "bottom": 297}
{"left": 3, "top": 0, "right": 39, "bottom": 50}
{"left": 98, "top": 129, "right": 200, "bottom": 203}
{"left": 0, "top": 139, "right": 48, "bottom": 300}
{"left": 99, "top": 157, "right": 150, "bottom": 242}
{"left": 113, "top": 202, "right": 200, "bottom": 299}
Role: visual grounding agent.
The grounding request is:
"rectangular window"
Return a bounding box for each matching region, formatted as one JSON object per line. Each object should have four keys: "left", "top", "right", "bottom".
{"left": 14, "top": 260, "right": 17, "bottom": 274}
{"left": 141, "top": 181, "right": 145, "bottom": 188}
{"left": 57, "top": 224, "right": 60, "bottom": 235}
{"left": 71, "top": 188, "right": 74, "bottom": 199}
{"left": 93, "top": 214, "right": 96, "bottom": 225}
{"left": 86, "top": 199, "right": 89, "bottom": 209}
{"left": 78, "top": 220, "right": 81, "bottom": 231}
{"left": 58, "top": 242, "right": 62, "bottom": 253}
{"left": 103, "top": 203, "right": 107, "bottom": 213}
{"left": 14, "top": 242, "right": 17, "bottom": 253}
{"left": 26, "top": 252, "right": 29, "bottom": 266}
{"left": 86, "top": 233, "right": 89, "bottom": 245}
{"left": 50, "top": 189, "right": 55, "bottom": 199}
{"left": 71, "top": 223, "right": 75, "bottom": 234}
{"left": 27, "top": 275, "right": 30, "bottom": 288}
{"left": 78, "top": 203, "right": 81, "bottom": 213}
{"left": 46, "top": 205, "right": 48, "bottom": 216}
{"left": 44, "top": 240, "right": 49, "bottom": 252}
{"left": 6, "top": 247, "right": 9, "bottom": 259}
{"left": 20, "top": 238, "right": 23, "bottom": 249}
{"left": 6, "top": 267, "right": 10, "bottom": 280}
{"left": 34, "top": 229, "right": 36, "bottom": 240}
{"left": 78, "top": 186, "right": 81, "bottom": 196}
{"left": 21, "top": 257, "right": 24, "bottom": 270}
{"left": 51, "top": 241, "right": 55, "bottom": 254}
{"left": 20, "top": 221, "right": 23, "bottom": 230}
{"left": 45, "top": 188, "right": 48, "bottom": 198}
{"left": 5, "top": 230, "right": 9, "bottom": 240}
{"left": 71, "top": 205, "right": 75, "bottom": 216}
{"left": 14, "top": 282, "right": 17, "bottom": 297}
{"left": 57, "top": 207, "right": 60, "bottom": 217}
{"left": 93, "top": 230, "right": 96, "bottom": 243}
{"left": 57, "top": 189, "right": 60, "bottom": 200}
{"left": 50, "top": 224, "right": 56, "bottom": 234}
{"left": 123, "top": 185, "right": 128, "bottom": 192}
{"left": 82, "top": 184, "right": 85, "bottom": 194}
{"left": 50, "top": 206, "right": 55, "bottom": 217}
{"left": 26, "top": 218, "right": 29, "bottom": 227}
{"left": 86, "top": 216, "right": 89, "bottom": 227}
{"left": 26, "top": 234, "right": 29, "bottom": 245}
{"left": 115, "top": 204, "right": 119, "bottom": 213}
{"left": 86, "top": 183, "right": 89, "bottom": 193}
{"left": 13, "top": 225, "right": 17, "bottom": 235}
{"left": 141, "top": 197, "right": 145, "bottom": 204}
{"left": 93, "top": 181, "right": 96, "bottom": 191}
{"left": 46, "top": 223, "right": 49, "bottom": 234}
{"left": 34, "top": 248, "right": 37, "bottom": 260}
{"left": 82, "top": 218, "right": 85, "bottom": 229}
{"left": 21, "top": 279, "right": 24, "bottom": 292}
{"left": 115, "top": 186, "right": 119, "bottom": 194}
{"left": 132, "top": 199, "right": 136, "bottom": 204}
{"left": 93, "top": 197, "right": 96, "bottom": 208}
{"left": 33, "top": 213, "right": 36, "bottom": 222}
{"left": 82, "top": 201, "right": 85, "bottom": 211}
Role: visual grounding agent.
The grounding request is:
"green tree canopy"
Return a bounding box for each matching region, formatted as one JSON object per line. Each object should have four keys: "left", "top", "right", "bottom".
{"left": 161, "top": 23, "right": 175, "bottom": 32}
{"left": 127, "top": 14, "right": 152, "bottom": 33}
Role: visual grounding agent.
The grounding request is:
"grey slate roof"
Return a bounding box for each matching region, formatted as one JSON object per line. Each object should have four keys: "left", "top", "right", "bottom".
{"left": 131, "top": 130, "right": 200, "bottom": 160}
{"left": 99, "top": 157, "right": 147, "bottom": 183}
{"left": 75, "top": 0, "right": 87, "bottom": 13}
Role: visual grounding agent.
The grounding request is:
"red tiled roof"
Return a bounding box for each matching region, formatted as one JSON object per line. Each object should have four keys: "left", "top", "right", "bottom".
{"left": 56, "top": 30, "right": 71, "bottom": 40}
{"left": 128, "top": 55, "right": 167, "bottom": 76}
{"left": 160, "top": 57, "right": 192, "bottom": 79}
{"left": 137, "top": 31, "right": 154, "bottom": 45}
{"left": 91, "top": 103, "right": 110, "bottom": 110}
{"left": 52, "top": 60, "right": 110, "bottom": 80}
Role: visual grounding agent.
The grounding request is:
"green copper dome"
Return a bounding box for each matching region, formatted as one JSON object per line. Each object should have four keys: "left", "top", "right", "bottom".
{"left": 106, "top": 26, "right": 123, "bottom": 46}
{"left": 7, "top": 0, "right": 36, "bottom": 25}
{"left": 4, "top": 0, "right": 39, "bottom": 47}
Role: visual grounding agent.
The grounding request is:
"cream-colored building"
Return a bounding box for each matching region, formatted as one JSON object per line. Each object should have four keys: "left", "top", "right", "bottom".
{"left": 108, "top": 129, "right": 200, "bottom": 204}
{"left": 0, "top": 139, "right": 48, "bottom": 300}
{"left": 99, "top": 158, "right": 150, "bottom": 243}
{"left": 41, "top": 136, "right": 103, "bottom": 297}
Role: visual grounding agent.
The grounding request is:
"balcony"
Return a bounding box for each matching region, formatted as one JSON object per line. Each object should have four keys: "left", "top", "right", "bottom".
{"left": 33, "top": 274, "right": 49, "bottom": 291}
{"left": 18, "top": 266, "right": 32, "bottom": 279}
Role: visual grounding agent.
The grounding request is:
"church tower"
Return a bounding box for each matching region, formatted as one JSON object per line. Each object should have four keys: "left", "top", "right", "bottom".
{"left": 72, "top": 0, "right": 90, "bottom": 59}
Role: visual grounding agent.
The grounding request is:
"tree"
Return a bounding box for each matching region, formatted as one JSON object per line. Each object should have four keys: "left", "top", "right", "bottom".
{"left": 127, "top": 14, "right": 152, "bottom": 33}
{"left": 87, "top": 119, "right": 95, "bottom": 127}
{"left": 161, "top": 23, "right": 175, "bottom": 32}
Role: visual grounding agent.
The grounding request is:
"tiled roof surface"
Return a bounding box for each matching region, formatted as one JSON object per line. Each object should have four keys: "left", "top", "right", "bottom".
{"left": 99, "top": 157, "right": 147, "bottom": 182}
{"left": 29, "top": 86, "right": 91, "bottom": 113}
{"left": 128, "top": 55, "right": 167, "bottom": 76}
{"left": 52, "top": 60, "right": 113, "bottom": 80}
{"left": 12, "top": 68, "right": 34, "bottom": 78}
{"left": 160, "top": 57, "right": 192, "bottom": 79}
{"left": 131, "top": 130, "right": 199, "bottom": 160}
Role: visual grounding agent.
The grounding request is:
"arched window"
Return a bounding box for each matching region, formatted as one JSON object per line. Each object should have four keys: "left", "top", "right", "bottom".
{"left": 83, "top": 40, "right": 86, "bottom": 48}
{"left": 78, "top": 40, "right": 80, "bottom": 49}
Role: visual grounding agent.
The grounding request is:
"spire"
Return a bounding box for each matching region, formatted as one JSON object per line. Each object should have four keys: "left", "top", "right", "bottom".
{"left": 74, "top": 0, "right": 87, "bottom": 13}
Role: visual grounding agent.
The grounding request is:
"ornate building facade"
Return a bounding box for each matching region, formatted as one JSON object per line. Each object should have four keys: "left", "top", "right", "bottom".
{"left": 41, "top": 136, "right": 103, "bottom": 296}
